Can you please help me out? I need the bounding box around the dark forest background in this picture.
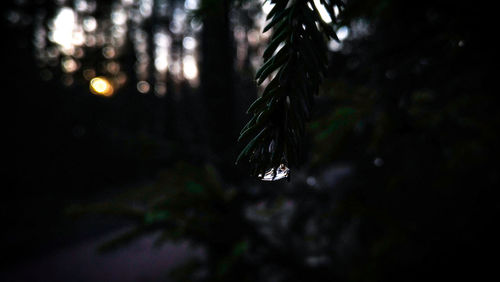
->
[1,0,498,281]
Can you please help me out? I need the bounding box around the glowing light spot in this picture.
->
[259,164,290,181]
[170,61,181,76]
[183,55,198,80]
[328,40,341,51]
[62,56,79,73]
[337,26,349,41]
[85,35,96,46]
[73,47,84,58]
[140,0,153,17]
[154,31,170,47]
[182,36,196,50]
[112,8,127,25]
[247,30,260,46]
[154,30,169,73]
[155,57,168,72]
[102,46,116,59]
[184,0,199,10]
[72,26,85,46]
[137,80,150,93]
[106,61,120,74]
[83,16,97,32]
[170,8,186,34]
[75,0,89,12]
[51,7,76,52]
[90,77,114,97]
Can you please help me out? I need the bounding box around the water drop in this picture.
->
[259,164,290,181]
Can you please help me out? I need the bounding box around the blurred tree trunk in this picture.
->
[199,0,237,176]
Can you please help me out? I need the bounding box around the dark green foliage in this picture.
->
[70,162,266,281]
[236,0,344,179]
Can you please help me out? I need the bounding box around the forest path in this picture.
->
[1,227,201,282]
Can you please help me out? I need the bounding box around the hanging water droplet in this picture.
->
[258,164,290,181]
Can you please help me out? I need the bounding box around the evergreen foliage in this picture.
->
[236,0,344,179]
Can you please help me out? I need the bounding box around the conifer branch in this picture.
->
[237,0,343,180]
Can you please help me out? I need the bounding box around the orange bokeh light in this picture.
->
[90,76,114,97]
